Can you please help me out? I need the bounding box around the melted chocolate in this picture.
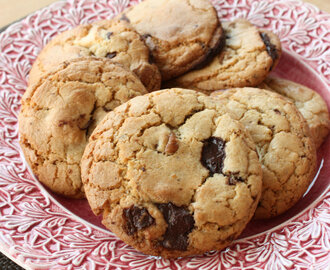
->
[201,137,226,176]
[259,32,278,64]
[193,32,226,70]
[157,203,194,251]
[123,206,155,235]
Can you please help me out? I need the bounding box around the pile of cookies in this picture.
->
[18,0,329,259]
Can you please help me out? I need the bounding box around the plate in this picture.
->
[0,0,329,269]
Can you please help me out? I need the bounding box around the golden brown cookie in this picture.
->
[81,88,262,258]
[19,57,148,198]
[259,76,330,149]
[119,0,225,81]
[211,88,317,219]
[167,20,281,92]
[29,19,161,92]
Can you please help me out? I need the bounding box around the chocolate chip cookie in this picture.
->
[259,76,330,149]
[119,0,225,81]
[81,88,262,258]
[29,19,161,92]
[211,88,317,219]
[167,20,281,92]
[19,57,148,198]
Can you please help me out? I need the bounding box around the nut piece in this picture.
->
[165,133,179,155]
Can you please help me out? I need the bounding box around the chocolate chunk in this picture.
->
[106,52,117,59]
[227,173,244,185]
[165,133,179,155]
[259,32,278,64]
[106,32,113,39]
[274,109,281,114]
[193,31,226,70]
[201,137,226,176]
[120,13,130,23]
[123,206,155,235]
[157,202,194,251]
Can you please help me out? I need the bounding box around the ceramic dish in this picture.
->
[0,0,329,269]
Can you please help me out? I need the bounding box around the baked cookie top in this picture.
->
[81,88,262,258]
[211,88,317,219]
[29,19,161,92]
[259,76,330,149]
[168,19,281,92]
[119,0,225,81]
[19,57,148,198]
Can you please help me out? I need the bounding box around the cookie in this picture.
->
[211,88,317,219]
[29,19,161,92]
[19,57,148,198]
[81,88,262,258]
[258,76,330,149]
[167,20,281,92]
[119,0,225,81]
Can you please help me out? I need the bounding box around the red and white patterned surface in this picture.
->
[0,0,329,269]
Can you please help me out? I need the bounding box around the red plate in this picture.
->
[0,0,329,269]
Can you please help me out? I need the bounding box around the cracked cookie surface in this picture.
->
[119,0,225,81]
[81,88,262,258]
[19,57,148,198]
[259,76,330,149]
[211,88,317,219]
[167,19,281,92]
[29,19,161,92]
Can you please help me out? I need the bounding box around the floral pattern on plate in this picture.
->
[0,0,329,269]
